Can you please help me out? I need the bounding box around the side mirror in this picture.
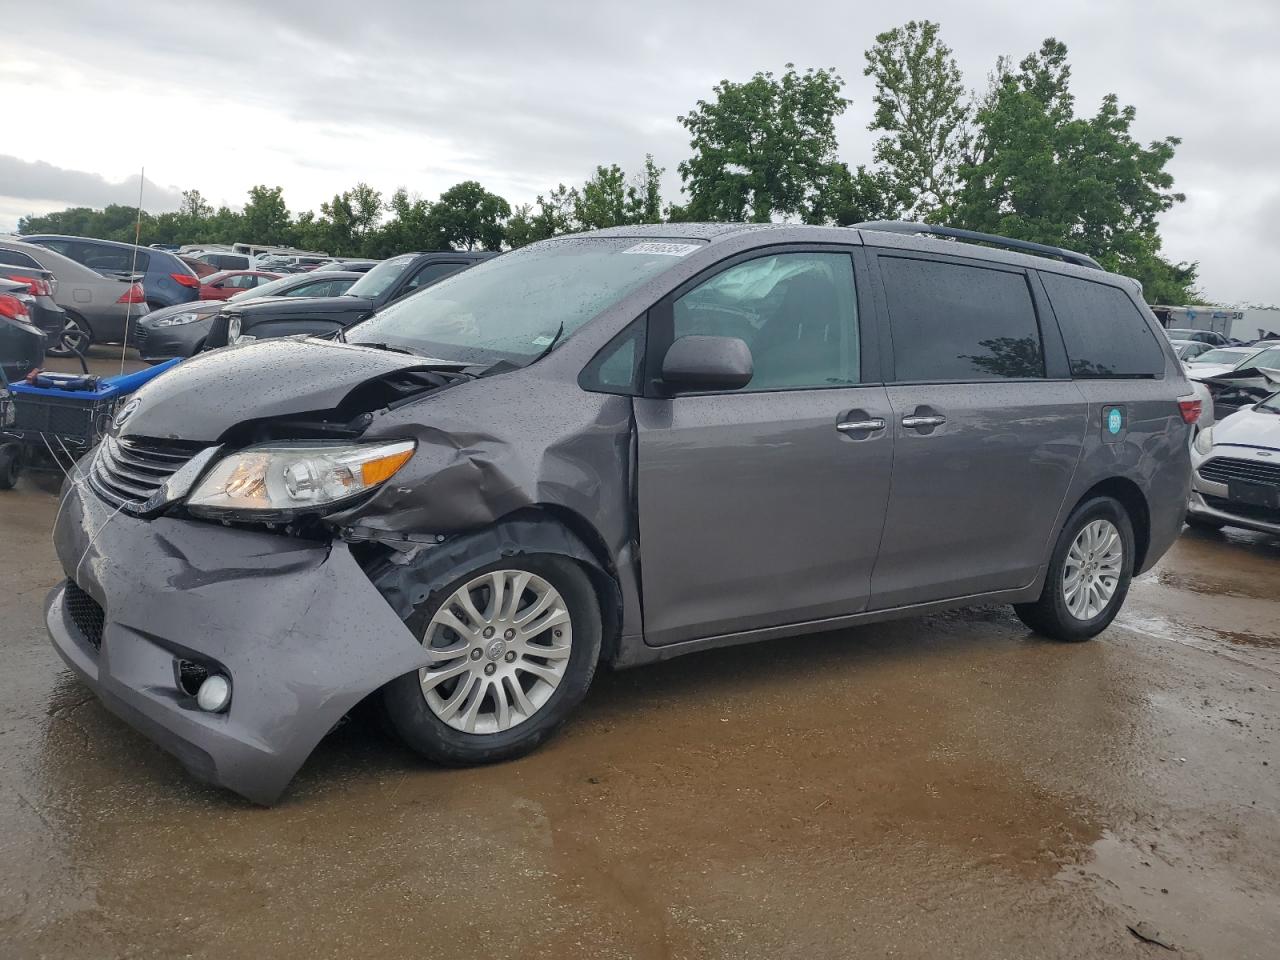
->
[661,335,753,391]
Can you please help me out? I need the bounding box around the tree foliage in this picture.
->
[864,20,968,220]
[677,64,848,222]
[950,38,1196,302]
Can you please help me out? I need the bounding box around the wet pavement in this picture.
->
[2,350,1277,958]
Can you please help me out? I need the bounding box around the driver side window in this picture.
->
[673,252,860,391]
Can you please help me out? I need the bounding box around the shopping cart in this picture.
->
[0,359,180,489]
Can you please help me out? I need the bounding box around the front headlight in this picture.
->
[227,315,242,343]
[186,440,416,518]
[154,311,200,327]
[1194,425,1215,455]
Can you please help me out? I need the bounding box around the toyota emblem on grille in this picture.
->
[112,398,141,432]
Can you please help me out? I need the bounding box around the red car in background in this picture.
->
[198,270,282,301]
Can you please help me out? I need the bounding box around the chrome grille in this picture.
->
[89,435,203,510]
[1198,456,1280,488]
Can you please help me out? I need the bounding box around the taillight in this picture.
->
[6,274,50,296]
[0,294,30,322]
[117,282,146,304]
[1178,397,1202,424]
[171,273,200,289]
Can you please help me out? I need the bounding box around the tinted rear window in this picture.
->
[880,256,1044,381]
[1041,273,1164,378]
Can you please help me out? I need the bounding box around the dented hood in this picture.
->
[1213,403,1280,449]
[117,337,445,442]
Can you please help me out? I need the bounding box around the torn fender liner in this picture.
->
[48,478,427,805]
[369,514,622,628]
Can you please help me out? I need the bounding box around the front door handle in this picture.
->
[901,415,947,429]
[836,418,886,434]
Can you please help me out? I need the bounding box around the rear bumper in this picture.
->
[48,477,427,804]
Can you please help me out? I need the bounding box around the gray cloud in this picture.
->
[0,156,183,214]
[5,0,1278,302]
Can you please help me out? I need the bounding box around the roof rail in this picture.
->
[854,221,1103,271]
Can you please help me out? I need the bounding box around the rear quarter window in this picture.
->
[1040,273,1164,378]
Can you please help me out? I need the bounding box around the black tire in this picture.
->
[1014,496,1135,642]
[381,554,602,766]
[0,445,20,489]
[47,312,92,357]
[1185,515,1225,532]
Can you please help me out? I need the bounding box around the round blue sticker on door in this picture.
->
[1107,408,1123,434]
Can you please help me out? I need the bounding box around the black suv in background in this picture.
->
[205,251,493,348]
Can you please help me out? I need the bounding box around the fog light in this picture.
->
[196,674,231,713]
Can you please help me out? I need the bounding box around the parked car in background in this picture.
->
[1165,328,1229,346]
[0,278,45,381]
[0,236,148,354]
[1170,339,1213,362]
[205,251,491,348]
[195,251,251,271]
[47,222,1198,803]
[180,255,219,278]
[0,255,67,344]
[1184,346,1260,380]
[304,258,377,273]
[1188,390,1280,535]
[135,271,362,362]
[197,270,282,301]
[22,235,199,310]
[1189,345,1280,418]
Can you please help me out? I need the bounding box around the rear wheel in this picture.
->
[1014,496,1134,642]
[47,313,91,357]
[381,555,602,766]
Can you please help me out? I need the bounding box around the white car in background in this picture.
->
[1188,391,1280,535]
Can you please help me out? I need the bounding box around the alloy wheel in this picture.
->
[1062,518,1123,620]
[50,317,89,356]
[418,569,573,734]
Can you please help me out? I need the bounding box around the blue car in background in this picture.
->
[21,235,200,310]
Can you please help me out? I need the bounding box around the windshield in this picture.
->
[348,238,700,365]
[1166,329,1200,339]
[1259,391,1280,413]
[345,256,408,299]
[1191,348,1247,365]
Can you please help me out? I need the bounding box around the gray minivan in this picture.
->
[46,222,1198,803]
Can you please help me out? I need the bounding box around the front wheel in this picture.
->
[381,555,602,766]
[1014,496,1134,642]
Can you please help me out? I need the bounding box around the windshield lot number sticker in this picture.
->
[623,242,701,257]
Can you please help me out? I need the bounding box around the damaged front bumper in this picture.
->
[47,475,427,804]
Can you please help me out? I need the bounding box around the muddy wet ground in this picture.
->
[1,349,1277,958]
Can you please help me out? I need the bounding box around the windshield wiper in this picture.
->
[477,322,566,378]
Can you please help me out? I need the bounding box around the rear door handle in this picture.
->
[836,418,886,434]
[901,415,946,429]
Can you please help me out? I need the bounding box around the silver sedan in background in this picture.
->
[0,235,148,354]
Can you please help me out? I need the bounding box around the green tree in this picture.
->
[426,181,511,251]
[505,184,578,247]
[677,64,848,222]
[951,38,1197,302]
[241,185,291,245]
[864,20,970,220]
[624,155,665,224]
[810,163,900,226]
[575,164,629,230]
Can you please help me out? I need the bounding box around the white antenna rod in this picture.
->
[121,167,144,376]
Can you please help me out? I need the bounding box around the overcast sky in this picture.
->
[2,0,1276,303]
